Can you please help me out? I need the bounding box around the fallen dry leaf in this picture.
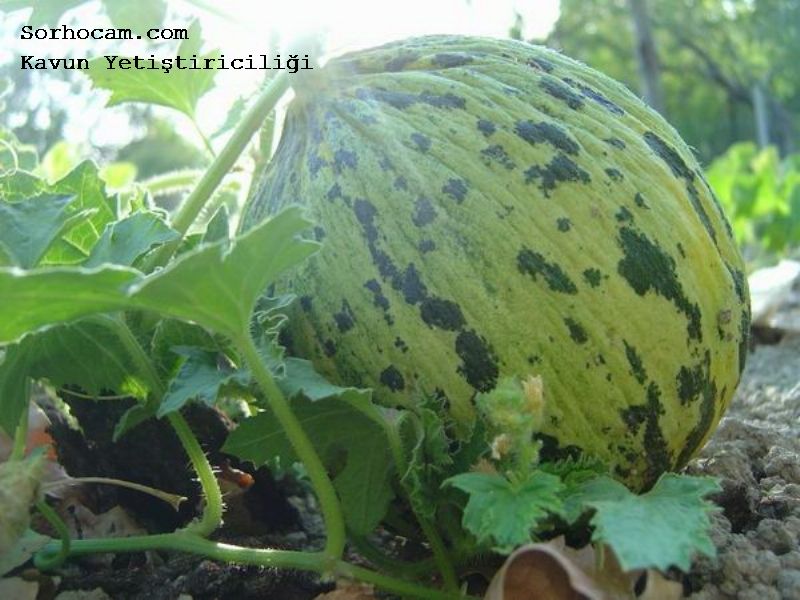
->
[484,538,682,600]
[485,540,603,600]
[0,576,39,600]
[314,581,376,600]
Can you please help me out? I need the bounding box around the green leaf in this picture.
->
[0,318,147,434]
[0,266,139,344]
[446,470,564,552]
[87,21,220,118]
[99,161,137,191]
[0,529,50,577]
[566,474,721,571]
[0,452,45,558]
[130,206,318,338]
[39,141,81,184]
[0,0,87,27]
[102,0,166,33]
[0,170,48,201]
[0,128,37,173]
[113,396,159,440]
[150,319,220,379]
[0,161,116,266]
[400,407,452,521]
[44,161,118,264]
[279,357,370,405]
[84,211,177,267]
[202,204,230,244]
[0,194,81,268]
[224,392,395,535]
[0,139,18,175]
[157,346,248,417]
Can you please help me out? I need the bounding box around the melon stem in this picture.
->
[143,71,291,272]
[235,331,347,563]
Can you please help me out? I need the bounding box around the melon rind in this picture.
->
[243,35,750,488]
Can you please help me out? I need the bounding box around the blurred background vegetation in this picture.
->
[519,0,800,263]
[1,0,798,264]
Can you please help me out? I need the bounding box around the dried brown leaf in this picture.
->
[314,581,376,600]
[484,538,683,600]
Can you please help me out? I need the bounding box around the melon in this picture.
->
[242,35,750,488]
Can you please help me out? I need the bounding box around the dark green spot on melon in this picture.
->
[540,76,584,109]
[421,297,466,331]
[623,340,647,385]
[524,154,591,197]
[442,178,468,203]
[432,52,474,68]
[476,118,496,137]
[514,120,580,155]
[412,197,437,226]
[480,144,516,170]
[517,247,578,294]
[334,300,356,332]
[380,365,406,391]
[582,268,603,287]
[564,317,588,344]
[617,226,702,341]
[410,133,431,152]
[455,330,499,392]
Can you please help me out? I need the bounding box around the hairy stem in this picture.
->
[144,72,290,271]
[34,499,70,570]
[235,332,346,563]
[168,412,224,536]
[35,533,472,600]
[97,314,223,535]
[349,535,439,577]
[384,415,458,590]
[43,476,186,510]
[191,116,216,158]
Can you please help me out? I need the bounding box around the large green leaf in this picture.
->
[0,170,48,201]
[103,0,166,33]
[0,194,83,268]
[84,211,177,267]
[87,21,220,118]
[0,318,147,434]
[224,359,392,535]
[0,266,140,344]
[223,394,394,536]
[446,471,564,552]
[157,346,248,417]
[564,474,720,571]
[130,207,317,338]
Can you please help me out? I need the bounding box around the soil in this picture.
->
[6,333,800,599]
[684,333,800,600]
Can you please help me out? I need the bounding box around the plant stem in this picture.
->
[143,72,290,271]
[191,116,217,158]
[35,533,473,600]
[10,385,30,461]
[34,499,70,570]
[235,332,346,563]
[43,477,186,510]
[349,535,439,577]
[383,415,458,591]
[168,412,224,536]
[417,517,459,592]
[142,169,204,197]
[97,314,223,535]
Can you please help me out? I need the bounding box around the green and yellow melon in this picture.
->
[242,35,750,488]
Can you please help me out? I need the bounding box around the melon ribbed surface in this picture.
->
[243,35,750,488]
